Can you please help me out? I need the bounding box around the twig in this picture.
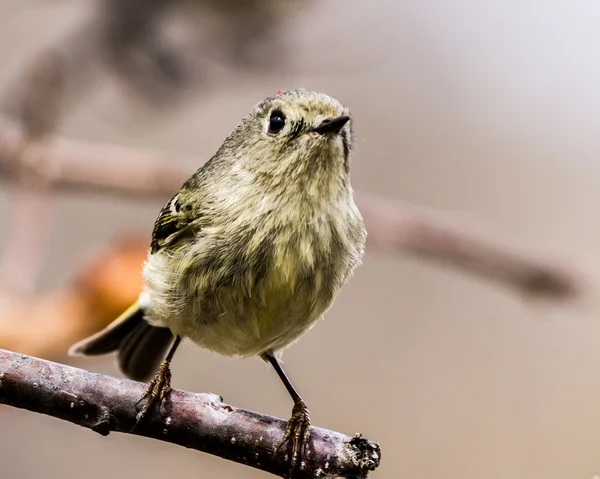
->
[0,348,380,478]
[0,115,193,196]
[0,114,585,301]
[358,193,581,300]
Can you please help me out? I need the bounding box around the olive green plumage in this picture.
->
[70,89,366,380]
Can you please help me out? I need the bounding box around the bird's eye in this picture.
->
[268,110,286,134]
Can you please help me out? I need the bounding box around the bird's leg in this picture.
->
[263,352,311,476]
[132,335,181,431]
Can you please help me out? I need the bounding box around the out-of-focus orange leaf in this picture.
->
[0,234,147,359]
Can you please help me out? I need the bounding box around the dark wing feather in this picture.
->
[150,192,200,254]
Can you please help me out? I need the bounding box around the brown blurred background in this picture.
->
[3,1,600,478]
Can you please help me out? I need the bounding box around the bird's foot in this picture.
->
[278,399,311,477]
[132,361,172,431]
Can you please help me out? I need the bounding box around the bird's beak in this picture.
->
[308,115,350,135]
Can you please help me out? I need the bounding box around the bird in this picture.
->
[69,88,367,475]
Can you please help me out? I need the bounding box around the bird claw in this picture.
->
[132,361,172,431]
[277,400,311,477]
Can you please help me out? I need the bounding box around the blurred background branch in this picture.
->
[0,348,381,478]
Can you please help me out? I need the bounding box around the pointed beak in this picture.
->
[309,115,351,135]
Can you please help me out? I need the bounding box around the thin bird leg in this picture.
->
[133,335,181,430]
[263,352,311,476]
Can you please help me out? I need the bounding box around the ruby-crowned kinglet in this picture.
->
[69,89,366,474]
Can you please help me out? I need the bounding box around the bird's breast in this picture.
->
[143,191,365,356]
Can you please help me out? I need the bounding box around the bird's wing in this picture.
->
[150,192,200,254]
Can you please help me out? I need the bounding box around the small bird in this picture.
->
[69,89,366,474]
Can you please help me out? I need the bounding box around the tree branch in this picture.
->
[358,194,582,300]
[0,348,380,478]
[0,115,193,197]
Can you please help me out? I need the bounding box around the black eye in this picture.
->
[268,110,286,134]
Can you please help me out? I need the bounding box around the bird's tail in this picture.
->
[69,300,174,381]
